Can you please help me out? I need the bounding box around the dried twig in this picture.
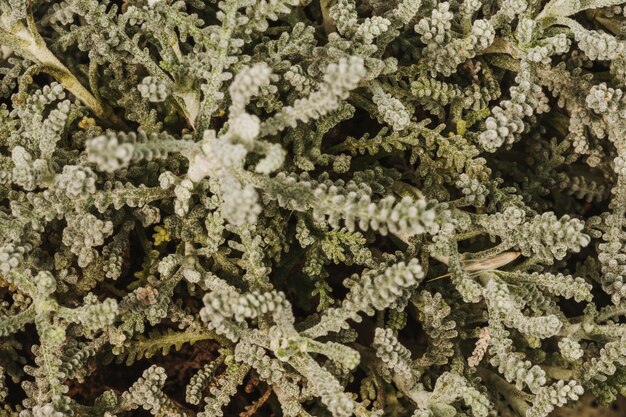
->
[240,387,273,417]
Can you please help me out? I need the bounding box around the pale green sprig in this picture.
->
[370,82,411,130]
[259,56,366,137]
[497,271,593,302]
[121,366,181,415]
[412,290,457,367]
[303,259,424,338]
[558,337,584,362]
[426,372,491,417]
[373,327,414,382]
[186,357,224,405]
[525,380,584,417]
[483,275,563,339]
[258,172,454,238]
[488,321,548,394]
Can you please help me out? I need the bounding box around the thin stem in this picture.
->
[467,242,513,260]
[542,365,574,380]
[476,368,531,415]
[320,0,336,35]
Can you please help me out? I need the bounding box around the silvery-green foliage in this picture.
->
[420,371,491,417]
[370,82,411,130]
[186,357,224,406]
[137,76,170,103]
[3,0,626,416]
[54,165,97,198]
[559,337,584,362]
[479,63,550,152]
[412,290,457,367]
[373,327,414,382]
[303,259,425,339]
[483,275,562,339]
[62,213,113,267]
[456,173,489,206]
[487,321,548,394]
[121,365,182,415]
[525,380,584,417]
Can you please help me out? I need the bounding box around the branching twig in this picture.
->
[239,387,273,417]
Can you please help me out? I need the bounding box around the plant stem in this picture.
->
[1,17,107,119]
